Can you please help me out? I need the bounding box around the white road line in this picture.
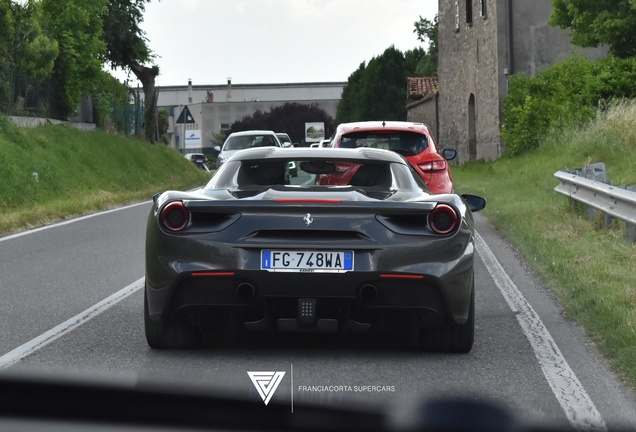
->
[475,232,607,431]
[0,278,144,370]
[0,201,151,243]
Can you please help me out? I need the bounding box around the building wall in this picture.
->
[437,0,607,164]
[406,97,439,142]
[508,1,606,77]
[438,0,502,163]
[157,82,344,151]
[171,99,340,151]
[155,81,346,108]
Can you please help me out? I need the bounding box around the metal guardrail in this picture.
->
[554,164,636,243]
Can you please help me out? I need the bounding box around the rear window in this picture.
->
[339,131,428,157]
[236,158,393,190]
[224,134,278,150]
[276,134,292,144]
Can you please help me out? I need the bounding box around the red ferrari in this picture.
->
[330,121,456,194]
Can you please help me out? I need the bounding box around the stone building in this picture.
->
[437,0,607,163]
[406,77,439,142]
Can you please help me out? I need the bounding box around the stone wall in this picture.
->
[437,0,607,164]
[9,116,96,131]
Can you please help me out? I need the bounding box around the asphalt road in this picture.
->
[0,203,635,430]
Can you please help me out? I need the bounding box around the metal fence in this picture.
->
[3,71,142,136]
[554,163,636,243]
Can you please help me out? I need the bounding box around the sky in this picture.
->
[117,0,438,87]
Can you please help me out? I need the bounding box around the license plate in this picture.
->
[261,250,353,273]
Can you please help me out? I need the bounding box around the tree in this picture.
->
[102,0,160,142]
[550,0,636,58]
[229,102,335,145]
[0,0,14,111]
[9,1,58,79]
[336,46,411,124]
[335,62,366,123]
[335,15,439,125]
[41,0,108,119]
[359,46,408,120]
[0,0,58,113]
[413,15,438,76]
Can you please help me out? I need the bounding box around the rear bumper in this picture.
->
[146,264,474,334]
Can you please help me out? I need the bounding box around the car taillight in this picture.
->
[429,204,459,235]
[160,201,190,232]
[418,160,447,173]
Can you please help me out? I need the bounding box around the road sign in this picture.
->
[176,105,195,124]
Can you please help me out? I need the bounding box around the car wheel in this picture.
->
[144,286,201,349]
[419,286,474,353]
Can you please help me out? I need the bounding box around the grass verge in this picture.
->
[0,118,210,235]
[452,100,636,388]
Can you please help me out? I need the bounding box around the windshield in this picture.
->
[207,156,410,200]
[339,131,428,156]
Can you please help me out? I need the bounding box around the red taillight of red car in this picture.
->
[418,159,447,173]
[160,201,190,232]
[429,204,459,235]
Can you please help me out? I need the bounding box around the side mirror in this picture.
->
[442,148,457,161]
[213,146,221,152]
[461,194,486,213]
[282,141,293,148]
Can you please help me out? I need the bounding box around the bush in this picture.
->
[501,55,636,156]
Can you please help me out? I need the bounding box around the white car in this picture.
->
[214,130,283,169]
[310,139,331,148]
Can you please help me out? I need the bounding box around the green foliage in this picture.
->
[359,46,407,120]
[453,100,636,387]
[501,55,636,156]
[0,0,13,112]
[158,109,169,143]
[336,46,411,124]
[0,118,208,233]
[102,0,153,69]
[550,0,636,58]
[101,0,159,143]
[10,1,58,79]
[90,71,133,128]
[229,102,335,145]
[335,62,366,124]
[413,15,438,76]
[41,0,109,119]
[0,0,59,112]
[336,14,438,126]
[18,33,59,79]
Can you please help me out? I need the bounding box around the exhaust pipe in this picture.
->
[359,284,378,304]
[236,282,255,302]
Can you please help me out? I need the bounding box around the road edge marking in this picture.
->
[0,277,145,370]
[475,232,606,431]
[0,201,151,243]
